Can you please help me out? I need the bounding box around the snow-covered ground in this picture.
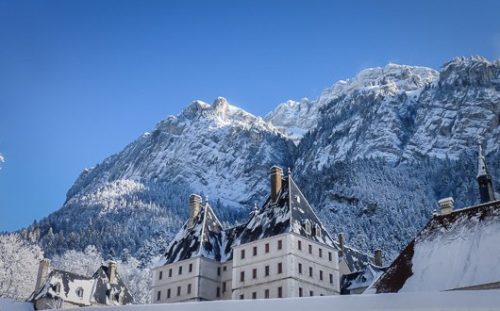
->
[79,290,499,311]
[0,298,33,311]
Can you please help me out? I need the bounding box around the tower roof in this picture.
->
[477,144,489,178]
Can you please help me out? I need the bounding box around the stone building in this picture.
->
[152,165,379,303]
[29,260,133,309]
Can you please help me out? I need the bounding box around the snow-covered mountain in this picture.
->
[26,56,500,263]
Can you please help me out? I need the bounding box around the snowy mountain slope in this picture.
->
[34,97,295,259]
[26,56,500,266]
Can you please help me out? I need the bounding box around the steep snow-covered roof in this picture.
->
[235,175,336,247]
[374,199,500,293]
[164,203,224,264]
[340,264,385,294]
[30,265,133,306]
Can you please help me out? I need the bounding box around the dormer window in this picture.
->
[295,195,301,203]
[76,287,84,298]
[315,224,322,238]
[304,220,311,235]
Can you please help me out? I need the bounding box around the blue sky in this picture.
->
[0,0,499,231]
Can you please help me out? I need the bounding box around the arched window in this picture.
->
[76,287,84,298]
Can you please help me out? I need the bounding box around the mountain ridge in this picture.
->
[22,55,500,263]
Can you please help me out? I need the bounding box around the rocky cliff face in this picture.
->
[31,56,500,263]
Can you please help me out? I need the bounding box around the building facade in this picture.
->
[152,166,350,303]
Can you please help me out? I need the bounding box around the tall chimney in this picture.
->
[188,194,202,227]
[35,259,50,291]
[338,233,345,257]
[438,197,454,215]
[374,249,383,267]
[108,261,117,285]
[270,166,283,203]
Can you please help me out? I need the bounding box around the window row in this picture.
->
[156,283,193,301]
[297,263,334,284]
[239,262,283,282]
[297,240,333,261]
[240,239,283,259]
[239,286,283,299]
[158,263,194,280]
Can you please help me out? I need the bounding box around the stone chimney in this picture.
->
[270,166,283,203]
[188,194,202,227]
[35,259,50,291]
[338,233,345,257]
[374,249,383,267]
[108,261,117,285]
[438,197,454,215]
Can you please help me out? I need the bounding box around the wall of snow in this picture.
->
[78,290,500,311]
[0,298,34,311]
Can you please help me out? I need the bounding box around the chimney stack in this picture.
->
[438,197,454,215]
[270,166,283,203]
[35,259,50,291]
[338,233,345,257]
[188,194,202,227]
[108,261,117,285]
[374,249,383,267]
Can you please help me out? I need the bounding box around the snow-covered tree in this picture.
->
[0,233,44,299]
[51,245,103,276]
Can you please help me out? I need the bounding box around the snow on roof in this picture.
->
[163,174,345,265]
[374,199,500,293]
[30,265,133,306]
[341,264,385,294]
[164,203,224,264]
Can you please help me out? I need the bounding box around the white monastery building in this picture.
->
[152,166,381,303]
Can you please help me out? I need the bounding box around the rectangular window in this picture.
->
[298,263,302,274]
[216,287,220,298]
[240,271,245,282]
[278,262,283,274]
[309,267,313,277]
[241,249,245,259]
[252,292,257,299]
[177,286,181,296]
[265,289,270,299]
[329,273,333,284]
[178,266,182,275]
[299,287,303,297]
[159,271,163,280]
[320,270,323,281]
[253,246,257,256]
[319,248,323,258]
[252,268,257,279]
[187,284,192,294]
[223,265,227,271]
[278,286,283,298]
[157,291,161,301]
[278,239,283,250]
[308,244,312,254]
[167,288,171,299]
[223,281,227,293]
[328,252,332,261]
[265,243,269,253]
[217,267,221,276]
[265,265,270,276]
[298,240,302,250]
[168,268,172,277]
[189,263,193,273]
[240,294,244,300]
[310,291,314,297]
